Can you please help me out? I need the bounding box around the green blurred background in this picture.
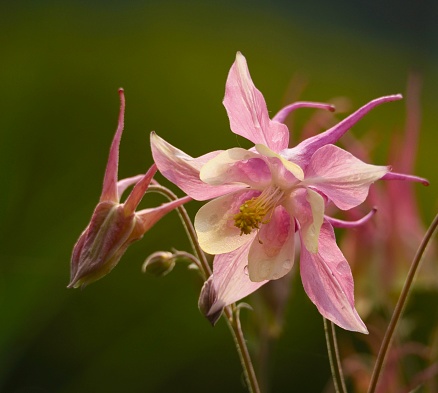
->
[1,1,437,392]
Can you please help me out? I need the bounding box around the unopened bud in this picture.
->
[68,202,142,289]
[198,276,222,326]
[142,251,176,277]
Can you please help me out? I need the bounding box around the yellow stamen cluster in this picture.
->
[233,187,283,236]
[234,199,267,235]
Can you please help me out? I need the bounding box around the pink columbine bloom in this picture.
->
[69,89,191,289]
[151,53,428,333]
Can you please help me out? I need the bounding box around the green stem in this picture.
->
[148,185,212,278]
[225,305,261,393]
[149,184,261,393]
[324,318,347,393]
[367,213,438,393]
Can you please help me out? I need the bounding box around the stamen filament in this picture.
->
[234,187,283,235]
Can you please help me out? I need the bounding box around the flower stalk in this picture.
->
[367,213,438,393]
[324,318,347,393]
[225,305,261,393]
[148,183,261,393]
[148,184,212,279]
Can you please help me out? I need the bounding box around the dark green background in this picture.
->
[1,1,437,392]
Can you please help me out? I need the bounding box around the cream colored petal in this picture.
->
[200,148,265,186]
[255,144,304,181]
[303,188,325,253]
[194,191,257,255]
[284,188,325,254]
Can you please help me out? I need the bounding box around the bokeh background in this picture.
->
[1,1,437,392]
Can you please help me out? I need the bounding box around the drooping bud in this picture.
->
[198,276,223,326]
[142,251,176,277]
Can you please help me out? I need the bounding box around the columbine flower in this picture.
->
[151,53,428,333]
[69,89,190,289]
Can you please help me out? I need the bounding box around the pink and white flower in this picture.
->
[151,53,428,333]
[69,89,190,289]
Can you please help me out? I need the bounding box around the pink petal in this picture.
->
[247,206,295,281]
[306,144,389,210]
[200,148,271,189]
[284,95,402,167]
[194,190,258,255]
[151,132,242,200]
[223,52,289,152]
[201,241,268,321]
[272,101,335,124]
[100,88,126,203]
[299,222,368,333]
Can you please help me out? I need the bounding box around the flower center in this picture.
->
[233,187,284,235]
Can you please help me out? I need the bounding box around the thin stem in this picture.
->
[324,318,347,393]
[367,213,438,393]
[148,184,261,393]
[148,185,212,278]
[225,305,261,393]
[171,250,204,271]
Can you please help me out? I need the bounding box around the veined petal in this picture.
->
[300,222,368,333]
[285,188,324,254]
[195,190,259,255]
[100,89,126,203]
[247,206,295,281]
[284,95,402,167]
[305,144,389,210]
[200,148,271,189]
[203,241,268,319]
[255,144,304,181]
[223,52,289,152]
[151,132,242,200]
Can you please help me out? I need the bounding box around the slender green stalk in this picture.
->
[148,184,212,278]
[149,184,261,393]
[225,305,261,393]
[367,213,438,393]
[324,318,347,393]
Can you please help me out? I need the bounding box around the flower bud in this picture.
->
[68,89,191,289]
[198,276,222,326]
[69,202,143,288]
[142,251,176,277]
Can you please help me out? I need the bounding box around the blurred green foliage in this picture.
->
[0,1,436,392]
